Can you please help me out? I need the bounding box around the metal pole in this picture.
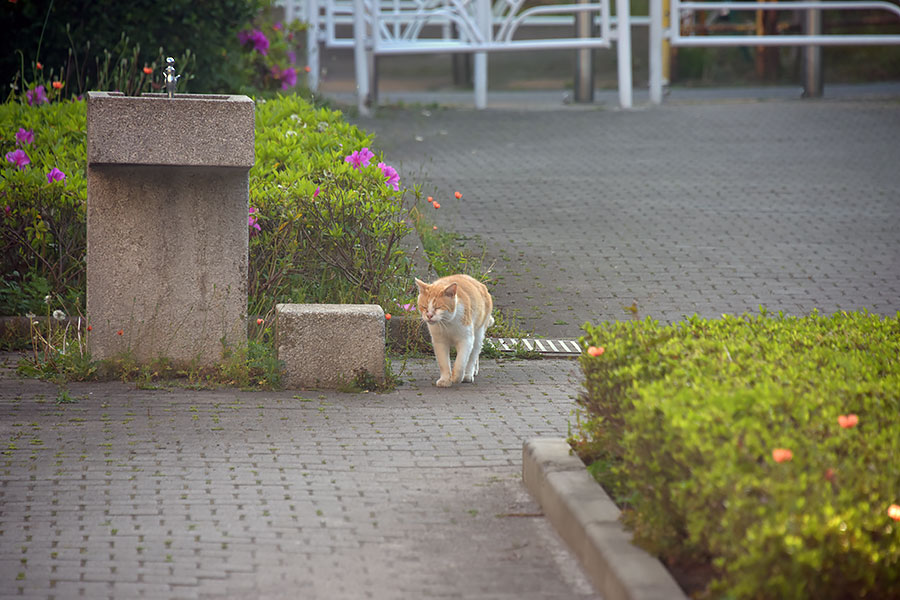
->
[649,0,663,104]
[307,0,320,92]
[354,0,371,116]
[616,0,633,108]
[574,0,595,102]
[474,0,490,109]
[802,9,823,97]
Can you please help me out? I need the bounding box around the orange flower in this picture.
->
[143,67,153,75]
[257,318,264,325]
[889,504,900,521]
[454,191,462,199]
[433,202,440,209]
[117,329,124,336]
[824,468,835,481]
[772,448,793,463]
[432,226,438,231]
[838,414,859,429]
[86,325,92,332]
[587,346,604,357]
[427,196,434,203]
[52,80,63,89]
[304,65,311,73]
[385,313,391,320]
[36,62,43,70]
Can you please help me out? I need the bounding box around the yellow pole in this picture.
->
[662,0,671,83]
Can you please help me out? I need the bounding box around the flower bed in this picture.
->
[572,309,900,599]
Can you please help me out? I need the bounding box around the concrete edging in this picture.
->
[522,438,688,600]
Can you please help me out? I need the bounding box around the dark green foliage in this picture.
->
[1,0,263,94]
[573,309,900,599]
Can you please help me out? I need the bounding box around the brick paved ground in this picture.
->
[0,353,597,599]
[356,98,900,338]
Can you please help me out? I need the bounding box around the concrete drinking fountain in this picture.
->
[86,59,255,367]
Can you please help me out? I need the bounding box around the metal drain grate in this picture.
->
[487,338,582,356]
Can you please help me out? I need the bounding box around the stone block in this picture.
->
[276,304,386,389]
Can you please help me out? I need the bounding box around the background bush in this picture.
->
[2,0,263,95]
[573,310,900,599]
[2,94,414,319]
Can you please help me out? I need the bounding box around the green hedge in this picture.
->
[1,94,412,318]
[574,310,900,599]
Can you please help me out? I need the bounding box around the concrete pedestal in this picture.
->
[86,92,254,366]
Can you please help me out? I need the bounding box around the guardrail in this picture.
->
[648,0,900,103]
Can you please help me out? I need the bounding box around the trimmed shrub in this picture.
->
[574,310,900,599]
[2,94,414,320]
[1,99,86,316]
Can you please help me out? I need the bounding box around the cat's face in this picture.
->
[415,278,457,325]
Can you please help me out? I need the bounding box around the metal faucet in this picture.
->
[164,57,180,98]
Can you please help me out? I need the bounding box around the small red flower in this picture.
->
[824,468,835,481]
[143,67,153,75]
[837,414,859,429]
[385,313,391,320]
[117,329,124,336]
[433,226,438,231]
[772,448,793,463]
[304,65,311,73]
[36,61,43,70]
[889,504,900,521]
[51,80,63,89]
[427,196,434,203]
[432,202,441,209]
[86,325,92,332]
[454,191,462,199]
[587,346,604,357]
[257,318,264,326]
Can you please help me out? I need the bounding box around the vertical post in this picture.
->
[662,0,671,84]
[649,0,663,104]
[574,0,595,103]
[802,9,823,98]
[307,0,320,92]
[615,0,633,109]
[354,0,371,116]
[474,0,491,109]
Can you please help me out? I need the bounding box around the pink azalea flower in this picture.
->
[398,302,415,311]
[15,127,34,145]
[46,167,66,183]
[5,149,30,169]
[378,162,400,191]
[313,187,320,199]
[344,147,375,170]
[248,207,261,236]
[26,85,49,106]
[281,67,297,89]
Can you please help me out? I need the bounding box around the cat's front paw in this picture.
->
[435,377,453,388]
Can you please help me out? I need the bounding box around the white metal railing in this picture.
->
[649,0,900,103]
[279,0,636,111]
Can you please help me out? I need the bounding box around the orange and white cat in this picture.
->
[415,274,494,387]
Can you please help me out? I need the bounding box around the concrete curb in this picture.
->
[522,438,688,600]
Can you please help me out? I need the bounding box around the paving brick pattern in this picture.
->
[358,100,900,338]
[0,354,598,599]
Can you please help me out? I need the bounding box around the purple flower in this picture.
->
[398,302,415,311]
[344,147,375,170]
[26,85,49,106]
[288,50,297,65]
[378,162,401,191]
[313,187,320,199]
[248,207,261,236]
[46,167,66,183]
[5,149,30,169]
[248,30,270,55]
[280,67,297,90]
[15,128,34,145]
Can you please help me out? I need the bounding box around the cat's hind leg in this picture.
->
[463,325,487,383]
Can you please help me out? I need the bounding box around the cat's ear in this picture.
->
[442,283,458,298]
[414,278,428,293]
